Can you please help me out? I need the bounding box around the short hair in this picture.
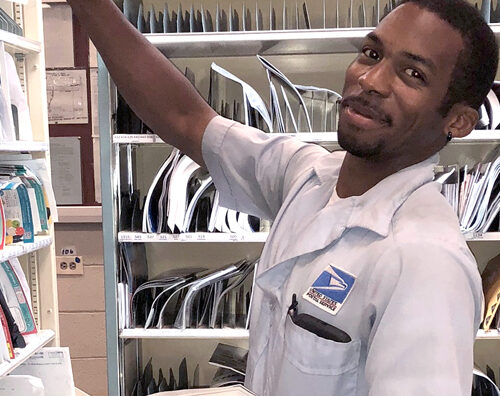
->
[397,0,498,116]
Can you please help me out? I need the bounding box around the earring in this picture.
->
[447,132,453,142]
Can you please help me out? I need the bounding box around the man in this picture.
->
[67,0,498,394]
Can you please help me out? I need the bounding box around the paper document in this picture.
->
[152,385,255,395]
[46,69,88,124]
[13,347,76,396]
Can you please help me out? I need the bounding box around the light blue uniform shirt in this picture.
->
[202,116,483,396]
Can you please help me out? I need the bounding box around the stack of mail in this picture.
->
[435,165,460,215]
[141,152,261,234]
[132,357,199,394]
[475,82,500,130]
[117,0,409,31]
[473,368,500,396]
[209,343,248,387]
[258,55,341,133]
[209,63,272,133]
[131,346,253,395]
[475,0,500,23]
[0,51,33,142]
[125,259,257,330]
[210,58,341,134]
[435,151,500,234]
[121,0,313,32]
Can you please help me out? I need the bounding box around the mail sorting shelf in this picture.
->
[144,26,500,58]
[120,328,250,340]
[100,25,500,394]
[110,126,500,393]
[118,231,500,243]
[120,328,498,341]
[113,130,500,145]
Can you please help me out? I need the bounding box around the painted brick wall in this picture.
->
[55,223,107,396]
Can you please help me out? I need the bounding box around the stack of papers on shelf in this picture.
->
[117,67,194,135]
[116,56,340,138]
[153,385,255,395]
[473,368,500,396]
[0,375,44,395]
[436,151,500,234]
[137,152,261,235]
[121,253,258,330]
[0,51,33,142]
[258,55,341,133]
[12,347,76,396]
[475,82,500,131]
[119,0,403,31]
[477,0,500,23]
[132,357,199,394]
[209,63,272,133]
[209,343,248,378]
[132,351,253,394]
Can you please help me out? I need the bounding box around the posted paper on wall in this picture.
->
[46,69,88,124]
[49,136,83,205]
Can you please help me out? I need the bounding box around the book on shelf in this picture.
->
[0,256,37,365]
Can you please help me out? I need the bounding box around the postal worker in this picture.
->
[67,0,498,394]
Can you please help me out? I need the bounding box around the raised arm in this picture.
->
[67,0,216,166]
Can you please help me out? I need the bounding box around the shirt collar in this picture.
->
[313,152,440,238]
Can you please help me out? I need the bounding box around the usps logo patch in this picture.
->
[303,265,356,315]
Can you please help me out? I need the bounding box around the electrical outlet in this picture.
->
[56,256,84,275]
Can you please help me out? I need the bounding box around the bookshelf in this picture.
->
[0,0,60,382]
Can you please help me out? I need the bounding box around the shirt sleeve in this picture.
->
[365,242,482,395]
[201,115,327,220]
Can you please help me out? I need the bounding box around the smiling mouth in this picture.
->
[341,103,391,130]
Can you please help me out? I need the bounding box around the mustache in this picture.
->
[338,96,393,126]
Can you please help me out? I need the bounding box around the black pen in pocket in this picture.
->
[287,293,352,343]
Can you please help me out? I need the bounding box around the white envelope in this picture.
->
[0,375,44,396]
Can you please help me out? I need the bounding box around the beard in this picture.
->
[337,121,385,159]
[336,96,392,159]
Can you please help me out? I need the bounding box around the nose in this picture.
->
[358,61,392,98]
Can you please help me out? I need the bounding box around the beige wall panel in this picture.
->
[57,266,105,311]
[72,358,108,396]
[60,312,107,358]
[55,224,104,265]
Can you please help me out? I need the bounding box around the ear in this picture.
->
[443,104,479,139]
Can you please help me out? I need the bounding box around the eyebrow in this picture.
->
[401,51,437,74]
[365,32,437,74]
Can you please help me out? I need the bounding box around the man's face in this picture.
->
[338,3,464,164]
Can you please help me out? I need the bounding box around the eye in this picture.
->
[361,47,380,61]
[404,68,425,81]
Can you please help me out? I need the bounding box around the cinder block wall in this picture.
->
[55,222,107,396]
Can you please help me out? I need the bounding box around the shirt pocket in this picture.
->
[274,315,361,396]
